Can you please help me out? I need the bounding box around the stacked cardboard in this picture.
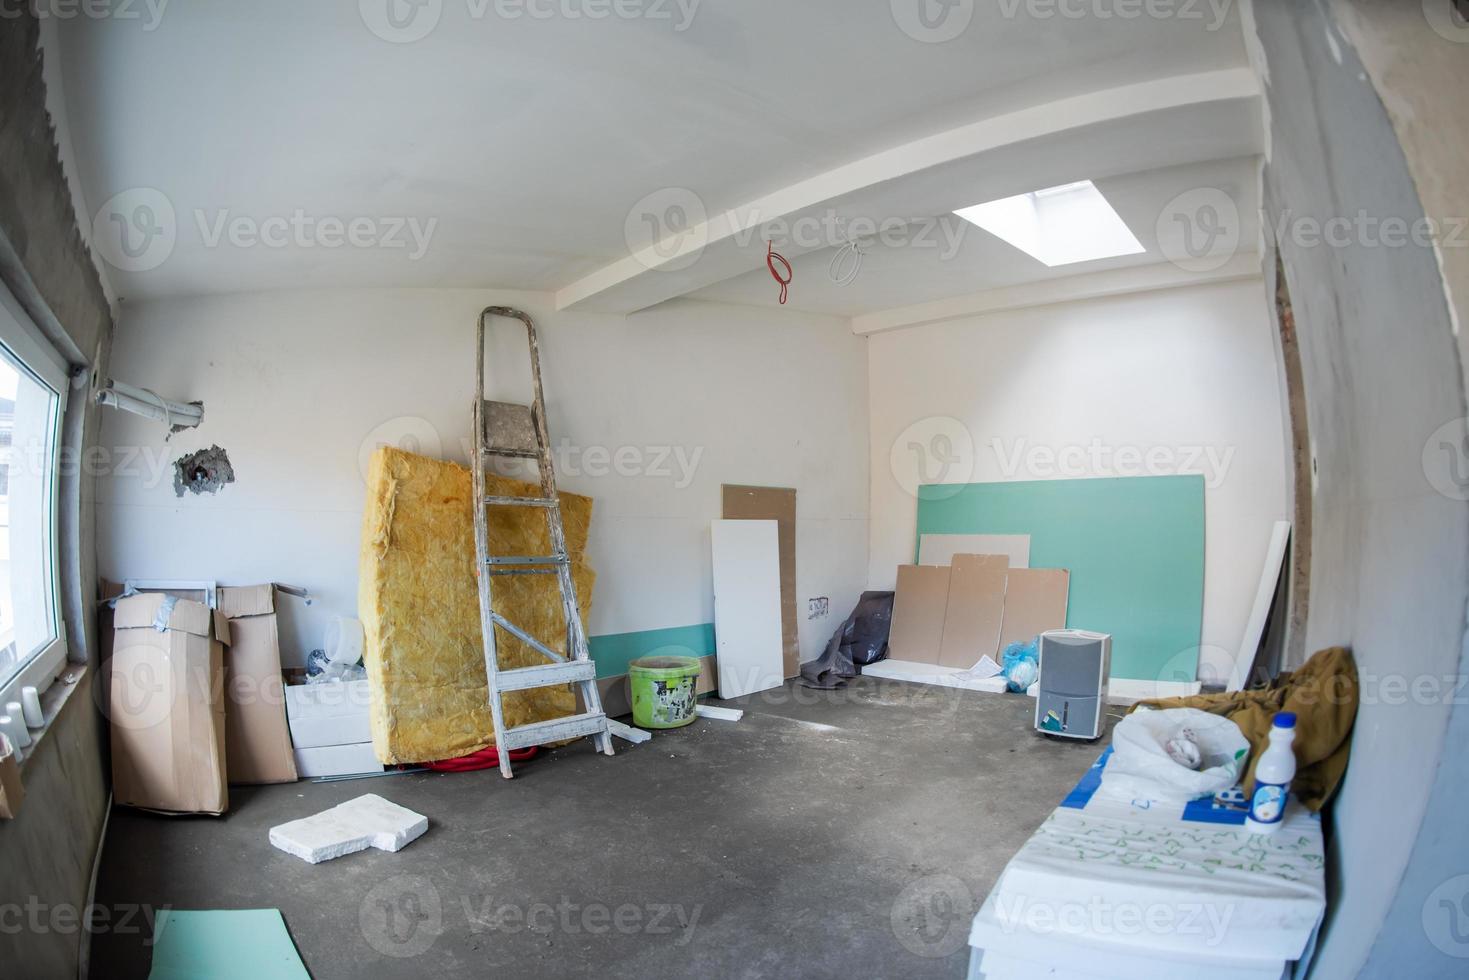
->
[885,555,1070,670]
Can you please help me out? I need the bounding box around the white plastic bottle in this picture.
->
[1246,712,1297,833]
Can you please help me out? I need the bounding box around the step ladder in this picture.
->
[471,306,614,778]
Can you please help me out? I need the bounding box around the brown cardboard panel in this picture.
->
[937,554,1010,669]
[888,564,951,664]
[111,598,229,815]
[721,485,799,678]
[224,614,298,784]
[218,584,275,619]
[998,568,1070,651]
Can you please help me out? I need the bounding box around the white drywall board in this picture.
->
[1227,521,1290,692]
[917,534,1030,567]
[710,520,784,699]
[867,278,1288,686]
[96,290,869,667]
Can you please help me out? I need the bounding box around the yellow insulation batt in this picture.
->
[358,446,595,764]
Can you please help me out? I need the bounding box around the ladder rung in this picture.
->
[485,494,556,507]
[484,555,568,566]
[500,711,607,751]
[482,447,541,460]
[496,660,596,692]
[486,567,561,576]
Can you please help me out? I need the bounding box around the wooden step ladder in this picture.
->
[472,306,613,778]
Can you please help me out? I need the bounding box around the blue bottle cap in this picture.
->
[1273,711,1297,728]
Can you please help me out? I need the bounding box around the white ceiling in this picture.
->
[691,156,1262,316]
[51,1,1257,315]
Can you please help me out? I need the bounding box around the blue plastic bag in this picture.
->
[1001,639,1039,693]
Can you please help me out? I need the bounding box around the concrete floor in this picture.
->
[90,678,1109,979]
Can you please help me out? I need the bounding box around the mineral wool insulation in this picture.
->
[359,446,595,764]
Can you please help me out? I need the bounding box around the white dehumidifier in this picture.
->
[1034,629,1111,740]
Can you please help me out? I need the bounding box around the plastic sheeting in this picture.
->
[359,446,594,764]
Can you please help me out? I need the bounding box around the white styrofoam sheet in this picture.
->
[974,751,1326,966]
[918,534,1031,568]
[270,793,426,864]
[285,679,373,748]
[863,659,1010,694]
[292,742,383,778]
[711,520,784,699]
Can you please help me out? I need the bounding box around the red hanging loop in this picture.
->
[767,240,792,304]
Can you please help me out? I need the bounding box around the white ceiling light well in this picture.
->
[954,180,1144,267]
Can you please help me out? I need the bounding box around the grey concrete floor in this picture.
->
[90,678,1109,979]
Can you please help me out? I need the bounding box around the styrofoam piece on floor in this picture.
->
[607,719,651,744]
[269,793,427,864]
[292,742,384,778]
[863,659,1010,694]
[695,704,744,721]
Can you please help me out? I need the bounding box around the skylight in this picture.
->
[953,180,1144,267]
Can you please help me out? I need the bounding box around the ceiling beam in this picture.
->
[555,68,1262,315]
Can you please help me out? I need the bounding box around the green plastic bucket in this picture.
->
[628,655,701,729]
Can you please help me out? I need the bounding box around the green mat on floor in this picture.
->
[149,909,309,979]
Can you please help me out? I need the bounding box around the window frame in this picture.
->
[0,279,70,707]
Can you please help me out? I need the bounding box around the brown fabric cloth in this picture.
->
[1131,646,1358,811]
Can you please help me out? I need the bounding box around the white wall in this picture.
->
[867,277,1289,682]
[96,289,869,666]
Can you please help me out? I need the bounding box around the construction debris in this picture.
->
[269,793,427,864]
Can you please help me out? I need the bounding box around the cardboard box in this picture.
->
[292,742,384,779]
[219,585,299,785]
[285,680,374,749]
[110,593,231,815]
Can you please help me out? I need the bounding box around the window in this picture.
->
[0,283,68,705]
[953,179,1145,267]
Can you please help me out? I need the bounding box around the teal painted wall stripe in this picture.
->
[588,623,716,679]
[915,475,1205,682]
